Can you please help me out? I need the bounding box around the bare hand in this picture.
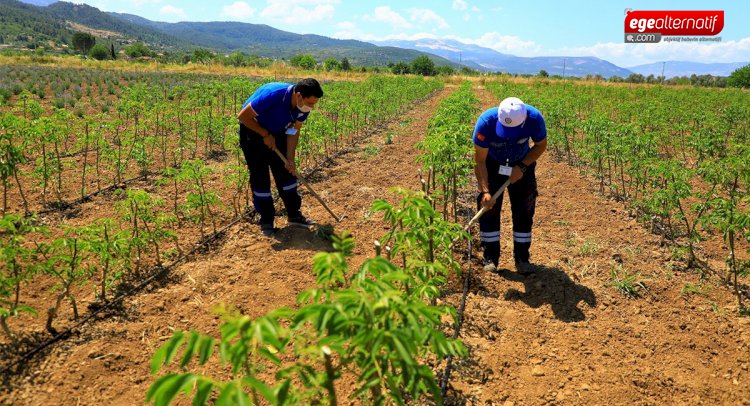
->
[510,166,524,184]
[285,160,297,176]
[481,192,494,209]
[263,134,276,149]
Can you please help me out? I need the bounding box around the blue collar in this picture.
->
[284,85,294,110]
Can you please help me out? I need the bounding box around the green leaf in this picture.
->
[151,331,185,374]
[274,379,291,405]
[197,335,214,365]
[390,333,415,366]
[216,381,250,406]
[192,379,213,406]
[242,376,276,404]
[146,373,196,406]
[14,305,37,316]
[179,331,199,368]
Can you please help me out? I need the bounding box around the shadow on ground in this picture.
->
[497,264,597,322]
[269,224,335,252]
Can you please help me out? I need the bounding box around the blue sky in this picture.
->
[78,0,750,67]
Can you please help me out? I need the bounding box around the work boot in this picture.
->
[482,258,498,273]
[288,214,315,228]
[261,223,278,236]
[515,260,535,276]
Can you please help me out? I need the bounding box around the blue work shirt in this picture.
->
[472,105,547,164]
[242,83,310,134]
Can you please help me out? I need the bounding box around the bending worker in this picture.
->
[237,78,324,236]
[473,97,547,275]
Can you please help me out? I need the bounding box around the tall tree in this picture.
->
[290,54,317,70]
[71,32,96,54]
[727,64,750,88]
[340,57,351,71]
[411,55,436,76]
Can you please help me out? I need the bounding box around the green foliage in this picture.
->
[0,0,69,48]
[0,111,30,213]
[609,265,644,298]
[126,42,156,58]
[117,190,176,268]
[290,54,317,70]
[43,226,95,333]
[727,63,750,88]
[192,48,214,64]
[88,43,109,60]
[176,159,221,238]
[78,219,131,302]
[0,68,448,341]
[322,57,340,71]
[149,195,466,405]
[416,82,478,220]
[340,57,351,71]
[71,31,95,54]
[224,52,250,67]
[0,214,46,340]
[390,61,410,75]
[372,189,469,296]
[486,77,750,312]
[410,55,436,76]
[436,65,455,76]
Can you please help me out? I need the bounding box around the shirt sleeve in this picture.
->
[531,113,547,143]
[472,118,491,148]
[250,88,277,116]
[295,111,310,123]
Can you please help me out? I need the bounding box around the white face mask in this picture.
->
[296,93,313,113]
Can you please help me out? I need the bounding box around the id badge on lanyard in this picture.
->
[498,159,512,176]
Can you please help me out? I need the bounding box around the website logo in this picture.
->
[624,10,724,43]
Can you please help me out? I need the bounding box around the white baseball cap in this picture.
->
[498,97,527,128]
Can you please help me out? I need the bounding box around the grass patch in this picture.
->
[681,282,710,297]
[399,117,414,128]
[609,265,645,298]
[361,146,381,159]
[579,238,599,256]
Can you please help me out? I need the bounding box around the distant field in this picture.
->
[0,61,748,405]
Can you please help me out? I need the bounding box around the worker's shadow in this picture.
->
[495,265,597,322]
[269,225,335,252]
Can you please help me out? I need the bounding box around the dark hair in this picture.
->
[295,78,324,98]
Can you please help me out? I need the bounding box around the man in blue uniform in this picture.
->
[473,97,547,275]
[237,78,324,236]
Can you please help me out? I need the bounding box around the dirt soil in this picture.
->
[1,84,749,406]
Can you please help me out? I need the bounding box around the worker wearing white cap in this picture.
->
[473,97,548,275]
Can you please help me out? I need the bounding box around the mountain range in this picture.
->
[3,0,748,78]
[626,61,749,79]
[374,38,633,78]
[109,12,456,67]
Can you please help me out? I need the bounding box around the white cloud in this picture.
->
[452,0,467,11]
[132,0,161,5]
[332,28,437,43]
[331,22,750,67]
[333,21,361,39]
[409,8,449,30]
[446,32,544,55]
[363,6,411,30]
[260,0,337,24]
[556,37,750,67]
[222,1,256,19]
[159,4,186,19]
